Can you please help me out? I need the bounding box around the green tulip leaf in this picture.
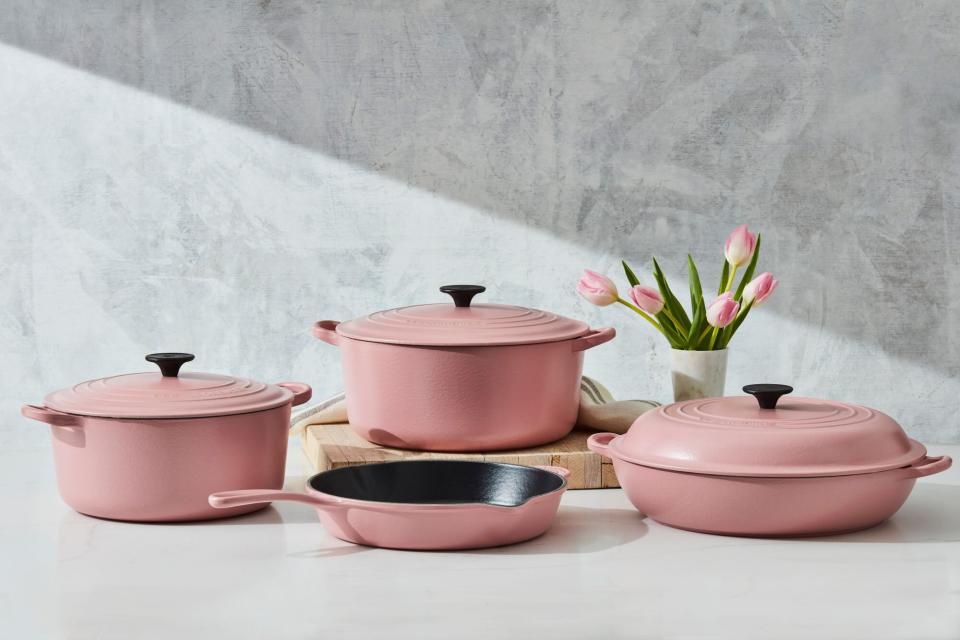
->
[622,260,641,288]
[718,259,730,295]
[657,312,685,348]
[687,254,703,313]
[655,309,683,346]
[733,233,762,301]
[685,296,706,350]
[652,257,691,331]
[655,307,679,335]
[720,298,754,348]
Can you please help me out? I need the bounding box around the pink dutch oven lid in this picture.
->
[43,353,297,419]
[611,384,927,477]
[335,285,591,346]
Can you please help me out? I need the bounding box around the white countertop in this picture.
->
[2,442,958,640]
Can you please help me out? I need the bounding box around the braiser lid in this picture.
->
[610,384,926,477]
[335,285,591,346]
[43,353,294,419]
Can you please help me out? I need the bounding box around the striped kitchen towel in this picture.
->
[290,377,659,437]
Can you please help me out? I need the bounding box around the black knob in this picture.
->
[743,384,793,409]
[146,353,195,377]
[440,285,486,308]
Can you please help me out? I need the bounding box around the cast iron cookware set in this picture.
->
[22,285,952,548]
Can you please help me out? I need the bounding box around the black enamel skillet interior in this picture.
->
[308,459,567,506]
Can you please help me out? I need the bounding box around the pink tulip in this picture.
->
[577,269,618,306]
[724,224,756,267]
[706,292,740,328]
[629,285,664,315]
[742,272,778,305]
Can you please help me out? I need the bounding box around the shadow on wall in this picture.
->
[1,0,957,375]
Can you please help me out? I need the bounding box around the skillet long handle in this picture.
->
[209,489,331,510]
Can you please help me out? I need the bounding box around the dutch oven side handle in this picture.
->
[586,432,617,459]
[21,404,83,427]
[904,455,953,478]
[571,327,616,352]
[276,382,313,407]
[312,320,341,347]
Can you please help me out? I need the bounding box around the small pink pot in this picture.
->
[209,460,570,550]
[313,285,615,452]
[23,353,312,522]
[588,384,953,537]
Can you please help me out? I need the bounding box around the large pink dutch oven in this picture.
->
[313,285,615,452]
[22,353,312,522]
[209,460,570,550]
[588,384,952,537]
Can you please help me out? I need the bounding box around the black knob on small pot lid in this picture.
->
[146,353,195,377]
[440,285,486,308]
[743,384,793,409]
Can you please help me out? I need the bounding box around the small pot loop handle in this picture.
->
[743,384,793,409]
[905,455,952,479]
[439,284,485,308]
[146,353,195,377]
[586,432,617,459]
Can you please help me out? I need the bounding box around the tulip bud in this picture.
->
[724,224,756,268]
[742,272,778,305]
[706,292,740,328]
[629,285,664,315]
[576,269,618,306]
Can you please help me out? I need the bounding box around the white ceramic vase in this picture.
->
[670,348,728,401]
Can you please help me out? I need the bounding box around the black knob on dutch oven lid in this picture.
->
[146,353,195,377]
[743,384,793,410]
[440,285,486,308]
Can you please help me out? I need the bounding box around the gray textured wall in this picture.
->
[2,1,958,449]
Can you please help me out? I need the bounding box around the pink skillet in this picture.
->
[210,460,571,550]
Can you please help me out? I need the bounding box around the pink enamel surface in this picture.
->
[307,471,566,550]
[588,432,952,537]
[44,406,292,521]
[616,395,925,477]
[336,302,590,346]
[208,465,570,550]
[312,492,564,550]
[610,457,920,537]
[44,371,296,419]
[339,338,584,451]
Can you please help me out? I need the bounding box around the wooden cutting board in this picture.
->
[301,423,619,490]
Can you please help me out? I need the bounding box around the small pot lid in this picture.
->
[43,353,294,419]
[609,384,926,477]
[335,285,591,346]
